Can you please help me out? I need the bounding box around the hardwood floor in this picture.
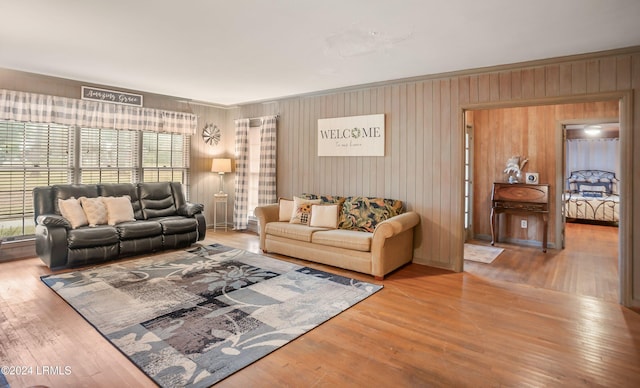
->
[1,226,639,387]
[465,222,620,302]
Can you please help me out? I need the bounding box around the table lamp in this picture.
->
[211,158,232,194]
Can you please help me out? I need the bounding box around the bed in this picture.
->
[563,170,619,224]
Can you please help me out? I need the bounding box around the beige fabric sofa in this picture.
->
[255,198,420,280]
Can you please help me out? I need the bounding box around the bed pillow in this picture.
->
[290,196,321,225]
[58,197,88,229]
[102,195,136,225]
[79,196,108,227]
[578,183,609,195]
[309,204,340,228]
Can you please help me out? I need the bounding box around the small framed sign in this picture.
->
[526,172,539,184]
[317,114,385,156]
[81,86,143,107]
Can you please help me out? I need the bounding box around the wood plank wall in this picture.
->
[471,101,619,246]
[229,48,640,306]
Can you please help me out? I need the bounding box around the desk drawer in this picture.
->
[494,202,546,211]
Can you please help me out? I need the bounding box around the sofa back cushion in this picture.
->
[138,182,177,219]
[99,183,143,219]
[338,196,404,232]
[53,185,99,215]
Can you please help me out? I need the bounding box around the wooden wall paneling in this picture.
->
[571,61,587,94]
[511,69,522,100]
[632,53,640,302]
[440,79,453,265]
[458,76,470,105]
[305,96,314,193]
[434,81,446,264]
[374,87,385,198]
[419,80,431,263]
[499,71,511,101]
[478,74,491,102]
[545,65,560,97]
[291,99,301,193]
[449,77,464,272]
[469,75,479,103]
[489,73,500,101]
[586,60,600,93]
[617,56,632,90]
[400,84,410,201]
[356,90,365,195]
[472,109,489,236]
[314,96,323,195]
[331,93,340,195]
[406,83,417,209]
[369,88,379,195]
[559,63,573,96]
[520,68,534,99]
[599,57,617,92]
[388,85,399,200]
[534,67,546,98]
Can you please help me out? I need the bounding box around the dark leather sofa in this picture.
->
[33,182,206,269]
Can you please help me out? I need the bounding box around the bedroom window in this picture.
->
[0,121,72,238]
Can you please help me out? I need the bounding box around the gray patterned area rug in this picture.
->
[41,244,382,387]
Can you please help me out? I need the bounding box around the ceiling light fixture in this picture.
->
[584,125,602,136]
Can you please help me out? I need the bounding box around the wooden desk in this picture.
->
[490,182,550,252]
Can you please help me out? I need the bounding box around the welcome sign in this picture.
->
[318,114,385,156]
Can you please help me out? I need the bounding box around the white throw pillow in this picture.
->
[79,196,108,227]
[309,204,339,228]
[58,197,88,229]
[102,195,136,225]
[278,198,295,221]
[290,196,321,225]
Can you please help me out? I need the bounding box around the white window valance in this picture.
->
[0,89,197,135]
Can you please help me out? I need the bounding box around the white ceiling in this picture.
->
[1,0,639,106]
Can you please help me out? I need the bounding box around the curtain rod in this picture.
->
[235,114,279,121]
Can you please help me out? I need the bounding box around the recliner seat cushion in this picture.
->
[67,226,119,249]
[156,217,198,235]
[116,221,162,239]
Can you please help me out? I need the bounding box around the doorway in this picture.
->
[462,99,624,303]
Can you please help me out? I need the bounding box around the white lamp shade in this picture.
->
[211,158,232,173]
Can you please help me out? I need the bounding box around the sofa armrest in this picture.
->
[370,211,420,279]
[37,214,71,229]
[35,223,69,269]
[254,204,279,250]
[177,202,204,217]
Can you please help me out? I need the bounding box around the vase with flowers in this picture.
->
[504,155,528,183]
